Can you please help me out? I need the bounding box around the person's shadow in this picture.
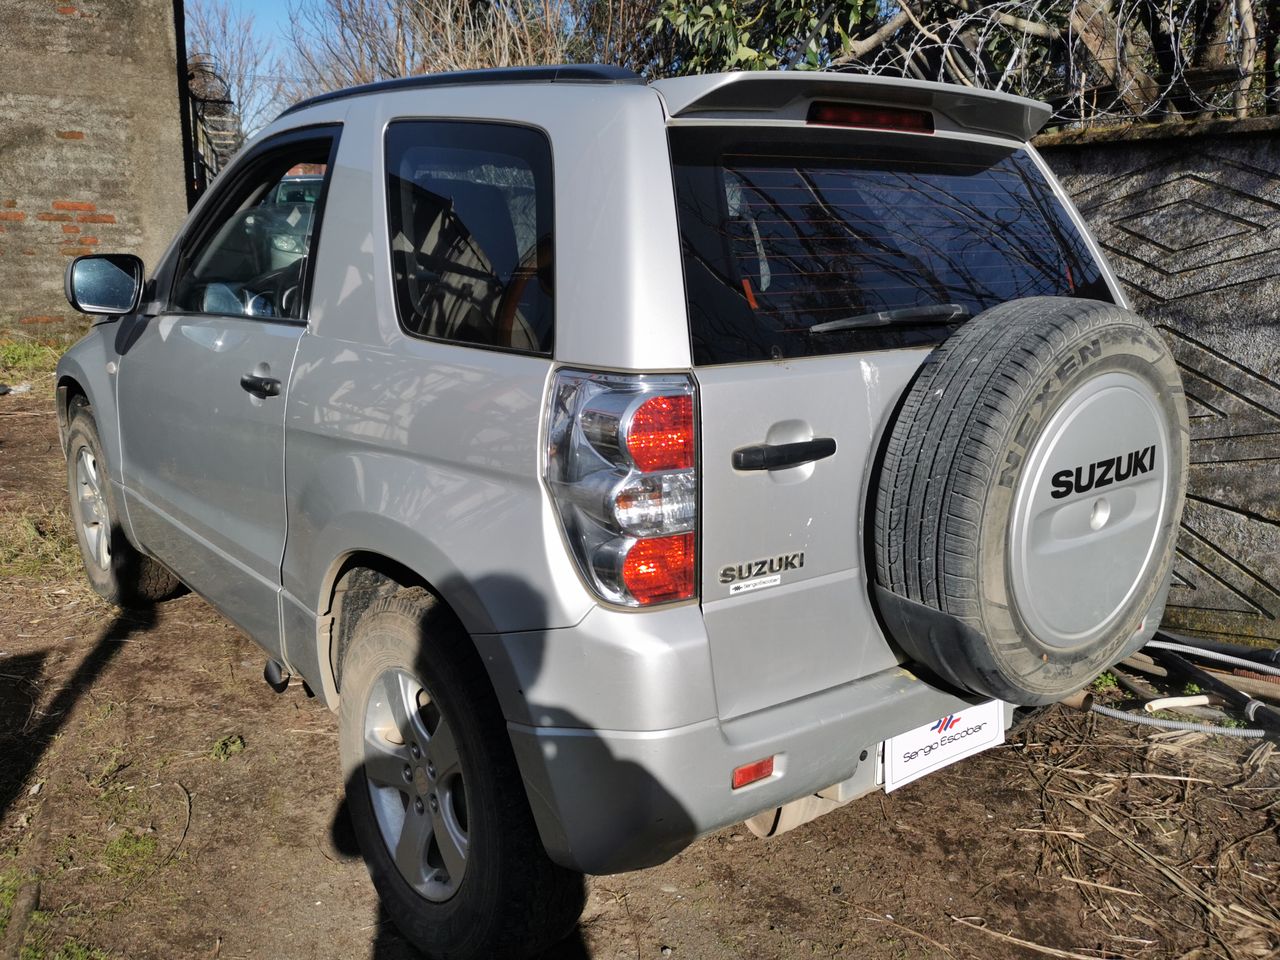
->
[0,602,158,824]
[329,573,696,960]
[329,809,590,959]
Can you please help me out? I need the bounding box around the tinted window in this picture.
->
[385,121,553,354]
[172,149,332,321]
[670,128,1110,365]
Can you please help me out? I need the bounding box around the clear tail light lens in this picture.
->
[613,471,697,536]
[545,370,697,607]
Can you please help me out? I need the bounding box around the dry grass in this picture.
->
[1005,709,1280,959]
[1,335,80,585]
[0,503,80,581]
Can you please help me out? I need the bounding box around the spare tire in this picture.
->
[873,297,1189,705]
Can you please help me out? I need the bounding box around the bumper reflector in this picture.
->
[731,755,775,790]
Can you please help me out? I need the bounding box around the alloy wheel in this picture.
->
[362,668,469,902]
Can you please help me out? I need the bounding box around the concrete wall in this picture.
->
[0,0,188,335]
[1040,120,1280,643]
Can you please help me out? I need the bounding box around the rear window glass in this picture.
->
[670,128,1110,365]
[385,121,553,354]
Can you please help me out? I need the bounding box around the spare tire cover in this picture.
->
[873,297,1189,704]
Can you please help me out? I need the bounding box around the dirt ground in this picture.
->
[1,383,1277,960]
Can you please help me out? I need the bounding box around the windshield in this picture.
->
[273,177,324,204]
[670,127,1110,365]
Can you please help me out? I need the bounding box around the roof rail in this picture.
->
[278,64,645,119]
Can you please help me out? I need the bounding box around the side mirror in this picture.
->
[64,253,144,316]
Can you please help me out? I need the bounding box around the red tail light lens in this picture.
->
[806,101,934,134]
[626,395,694,472]
[622,533,695,605]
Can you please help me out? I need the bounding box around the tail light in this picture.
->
[545,370,697,607]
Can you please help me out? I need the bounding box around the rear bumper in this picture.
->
[504,658,982,874]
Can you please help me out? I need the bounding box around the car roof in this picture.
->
[276,65,1051,143]
[276,65,643,119]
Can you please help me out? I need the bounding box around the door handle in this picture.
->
[240,373,282,398]
[733,437,836,471]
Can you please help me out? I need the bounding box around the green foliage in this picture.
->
[210,734,246,761]
[50,944,111,960]
[1090,671,1119,693]
[0,867,21,940]
[0,338,67,377]
[649,0,882,75]
[102,833,158,878]
[18,911,111,960]
[646,0,1279,125]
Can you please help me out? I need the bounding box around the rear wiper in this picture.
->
[808,303,970,334]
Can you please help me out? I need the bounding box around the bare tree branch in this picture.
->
[186,0,285,141]
[1235,0,1258,117]
[829,10,910,66]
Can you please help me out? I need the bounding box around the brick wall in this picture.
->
[0,0,189,335]
[1040,119,1280,643]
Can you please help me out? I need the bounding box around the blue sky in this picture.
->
[229,0,292,45]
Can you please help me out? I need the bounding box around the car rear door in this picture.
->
[669,122,1114,719]
[116,127,339,653]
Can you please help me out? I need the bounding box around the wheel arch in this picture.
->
[300,547,504,714]
[54,334,123,480]
[324,551,431,694]
[56,373,89,441]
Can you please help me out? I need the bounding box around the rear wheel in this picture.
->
[338,587,584,960]
[65,399,179,607]
[874,297,1189,704]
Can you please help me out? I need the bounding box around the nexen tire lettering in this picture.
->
[901,721,988,762]
[997,336,1104,488]
[1050,444,1156,499]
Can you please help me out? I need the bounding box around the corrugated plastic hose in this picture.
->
[1145,640,1280,678]
[1090,703,1266,738]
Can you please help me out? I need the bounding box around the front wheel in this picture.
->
[338,587,584,960]
[65,399,180,607]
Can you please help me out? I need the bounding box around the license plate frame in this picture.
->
[881,700,1005,793]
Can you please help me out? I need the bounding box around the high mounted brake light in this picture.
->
[545,371,698,607]
[806,101,934,134]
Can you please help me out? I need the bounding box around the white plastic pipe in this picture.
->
[1143,694,1210,713]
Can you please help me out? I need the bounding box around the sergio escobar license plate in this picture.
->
[882,699,1005,792]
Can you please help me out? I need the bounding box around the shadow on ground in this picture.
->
[329,795,593,959]
[0,604,155,822]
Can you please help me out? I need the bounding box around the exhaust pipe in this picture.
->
[264,659,290,694]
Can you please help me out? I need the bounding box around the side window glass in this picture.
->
[172,141,332,320]
[385,121,553,354]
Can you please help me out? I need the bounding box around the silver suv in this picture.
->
[58,66,1188,959]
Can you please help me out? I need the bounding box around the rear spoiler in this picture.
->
[650,73,1051,143]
